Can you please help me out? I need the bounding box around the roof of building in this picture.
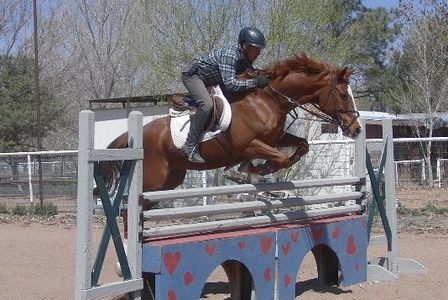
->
[359,111,448,129]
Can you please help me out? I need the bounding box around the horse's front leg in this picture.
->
[239,139,290,175]
[276,133,309,168]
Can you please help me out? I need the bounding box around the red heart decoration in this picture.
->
[284,274,292,287]
[281,243,290,256]
[311,227,324,241]
[168,289,177,300]
[355,263,360,272]
[184,271,194,286]
[332,226,341,239]
[346,235,357,256]
[260,237,273,255]
[163,251,181,275]
[291,231,300,243]
[263,267,272,281]
[238,241,246,250]
[205,243,216,256]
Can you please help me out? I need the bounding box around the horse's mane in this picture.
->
[268,53,338,79]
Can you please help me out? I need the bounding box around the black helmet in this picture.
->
[238,27,266,49]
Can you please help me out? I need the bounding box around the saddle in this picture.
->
[168,86,225,132]
[167,86,232,149]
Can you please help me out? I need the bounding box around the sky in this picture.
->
[363,0,400,9]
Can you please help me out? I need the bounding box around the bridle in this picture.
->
[266,74,360,134]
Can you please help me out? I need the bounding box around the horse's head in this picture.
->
[313,68,362,139]
[267,54,362,139]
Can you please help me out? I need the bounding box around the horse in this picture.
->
[102,53,361,211]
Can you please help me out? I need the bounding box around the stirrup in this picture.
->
[188,151,205,163]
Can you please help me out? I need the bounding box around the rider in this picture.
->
[181,27,271,163]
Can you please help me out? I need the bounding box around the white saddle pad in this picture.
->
[170,86,232,149]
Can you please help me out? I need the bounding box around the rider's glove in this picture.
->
[256,75,271,88]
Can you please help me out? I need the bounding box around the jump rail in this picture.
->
[142,177,364,239]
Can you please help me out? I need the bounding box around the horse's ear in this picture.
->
[338,67,353,80]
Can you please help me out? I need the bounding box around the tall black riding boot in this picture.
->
[181,108,210,163]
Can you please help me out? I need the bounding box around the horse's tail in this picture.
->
[93,132,129,197]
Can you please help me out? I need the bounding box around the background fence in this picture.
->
[0,137,447,213]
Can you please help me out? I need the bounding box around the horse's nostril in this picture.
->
[355,127,361,134]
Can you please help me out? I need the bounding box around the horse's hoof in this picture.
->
[237,161,254,173]
[259,162,277,176]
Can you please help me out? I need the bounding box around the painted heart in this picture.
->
[355,263,360,272]
[168,289,177,300]
[281,243,290,256]
[163,251,181,275]
[332,226,341,239]
[346,235,357,256]
[205,243,216,256]
[238,241,246,250]
[260,236,273,254]
[291,231,300,243]
[284,274,292,287]
[184,271,194,286]
[311,227,324,241]
[263,267,272,281]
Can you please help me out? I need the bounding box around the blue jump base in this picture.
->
[142,214,367,300]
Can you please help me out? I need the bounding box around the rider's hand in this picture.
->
[256,75,271,88]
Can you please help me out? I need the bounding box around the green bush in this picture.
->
[12,205,28,216]
[32,203,58,216]
[0,203,9,214]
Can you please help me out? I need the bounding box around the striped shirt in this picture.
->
[189,45,257,92]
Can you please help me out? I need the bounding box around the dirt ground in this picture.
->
[1,187,447,300]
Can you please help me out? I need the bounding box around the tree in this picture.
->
[385,0,448,185]
[0,0,30,55]
[0,55,63,152]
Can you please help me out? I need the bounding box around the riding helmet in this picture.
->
[238,27,266,49]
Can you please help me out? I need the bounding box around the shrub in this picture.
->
[12,205,28,216]
[32,203,58,216]
[0,203,8,214]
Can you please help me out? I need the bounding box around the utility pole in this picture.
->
[33,0,44,206]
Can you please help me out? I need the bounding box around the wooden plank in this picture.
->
[127,111,143,300]
[88,149,143,162]
[144,191,362,220]
[81,278,143,300]
[143,205,361,239]
[142,176,361,202]
[75,111,95,300]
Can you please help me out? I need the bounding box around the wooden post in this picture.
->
[382,118,398,273]
[75,111,95,299]
[127,111,143,300]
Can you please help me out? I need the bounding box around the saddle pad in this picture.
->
[170,86,232,149]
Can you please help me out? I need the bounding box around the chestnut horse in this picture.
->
[103,54,361,209]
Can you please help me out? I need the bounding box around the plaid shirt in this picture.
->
[189,45,257,92]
